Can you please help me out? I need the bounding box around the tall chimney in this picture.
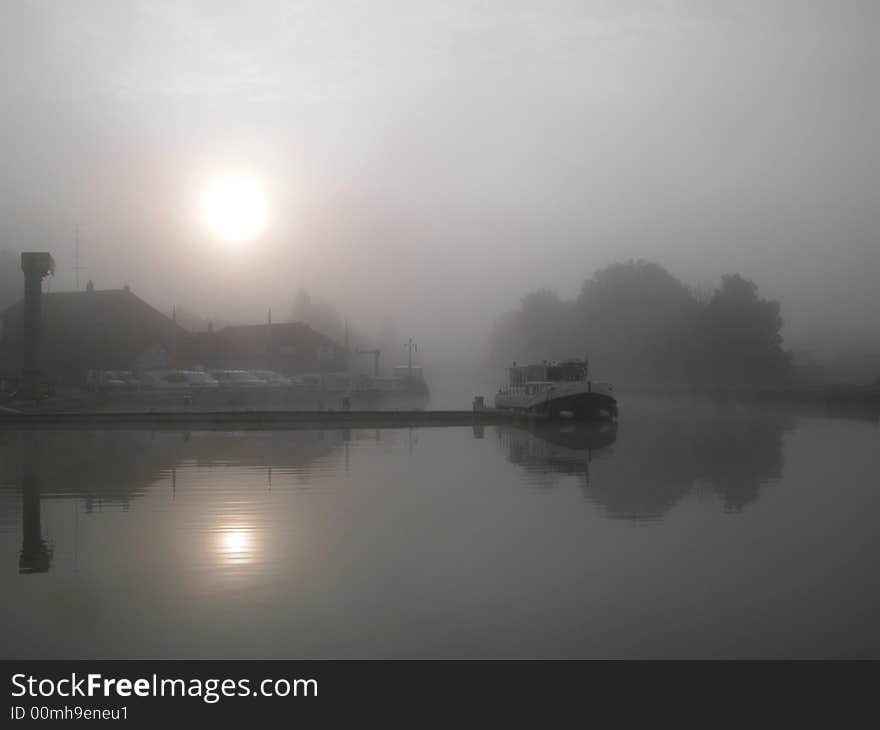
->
[19,252,55,400]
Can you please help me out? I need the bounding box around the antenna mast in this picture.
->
[73,225,86,290]
[405,338,418,376]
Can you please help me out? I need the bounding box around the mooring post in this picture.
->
[19,252,55,401]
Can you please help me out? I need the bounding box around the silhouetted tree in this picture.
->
[515,289,574,361]
[488,260,793,387]
[573,260,702,382]
[700,274,791,385]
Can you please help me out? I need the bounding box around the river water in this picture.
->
[1,397,878,658]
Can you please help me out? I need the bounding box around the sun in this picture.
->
[200,176,268,244]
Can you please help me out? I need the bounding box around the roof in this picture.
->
[1,288,187,335]
[0,288,187,377]
[0,288,346,377]
[211,321,341,349]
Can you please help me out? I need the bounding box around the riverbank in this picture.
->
[0,386,431,414]
[619,382,880,407]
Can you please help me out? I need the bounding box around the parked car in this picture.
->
[86,369,140,392]
[3,375,57,400]
[141,370,219,389]
[209,370,267,388]
[249,370,293,387]
[299,374,324,391]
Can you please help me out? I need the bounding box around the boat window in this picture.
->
[547,365,585,381]
[526,365,545,382]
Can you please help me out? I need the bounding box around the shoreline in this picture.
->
[618,382,880,406]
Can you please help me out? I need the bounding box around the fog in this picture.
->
[2,1,878,380]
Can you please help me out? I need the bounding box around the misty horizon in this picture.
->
[2,1,879,375]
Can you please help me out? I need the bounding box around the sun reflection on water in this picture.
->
[214,525,256,566]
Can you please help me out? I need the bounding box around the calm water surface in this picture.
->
[1,398,878,658]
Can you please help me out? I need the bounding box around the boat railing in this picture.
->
[499,382,555,397]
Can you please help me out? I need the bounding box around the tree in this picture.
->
[486,260,793,387]
[514,289,574,362]
[573,260,701,382]
[702,274,791,385]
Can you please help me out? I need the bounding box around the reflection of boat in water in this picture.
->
[497,420,618,478]
[502,401,790,520]
[495,359,617,420]
[528,420,618,451]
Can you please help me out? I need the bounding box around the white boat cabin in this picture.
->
[508,360,588,386]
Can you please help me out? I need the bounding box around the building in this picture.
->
[177,321,348,374]
[0,287,184,386]
[0,286,348,386]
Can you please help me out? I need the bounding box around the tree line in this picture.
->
[489,259,791,386]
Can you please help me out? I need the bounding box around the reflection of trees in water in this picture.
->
[499,403,789,520]
[0,429,347,574]
[695,415,786,512]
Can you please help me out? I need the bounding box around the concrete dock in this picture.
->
[0,408,527,431]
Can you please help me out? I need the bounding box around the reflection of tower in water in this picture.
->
[19,437,53,574]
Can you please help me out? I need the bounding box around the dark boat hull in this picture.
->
[533,392,618,421]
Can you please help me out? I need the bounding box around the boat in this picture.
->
[494,359,617,420]
[391,365,429,396]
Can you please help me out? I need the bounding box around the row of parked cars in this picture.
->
[86,369,299,392]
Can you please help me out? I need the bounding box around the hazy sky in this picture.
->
[1,0,878,366]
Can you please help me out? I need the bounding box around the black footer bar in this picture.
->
[2,659,875,723]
